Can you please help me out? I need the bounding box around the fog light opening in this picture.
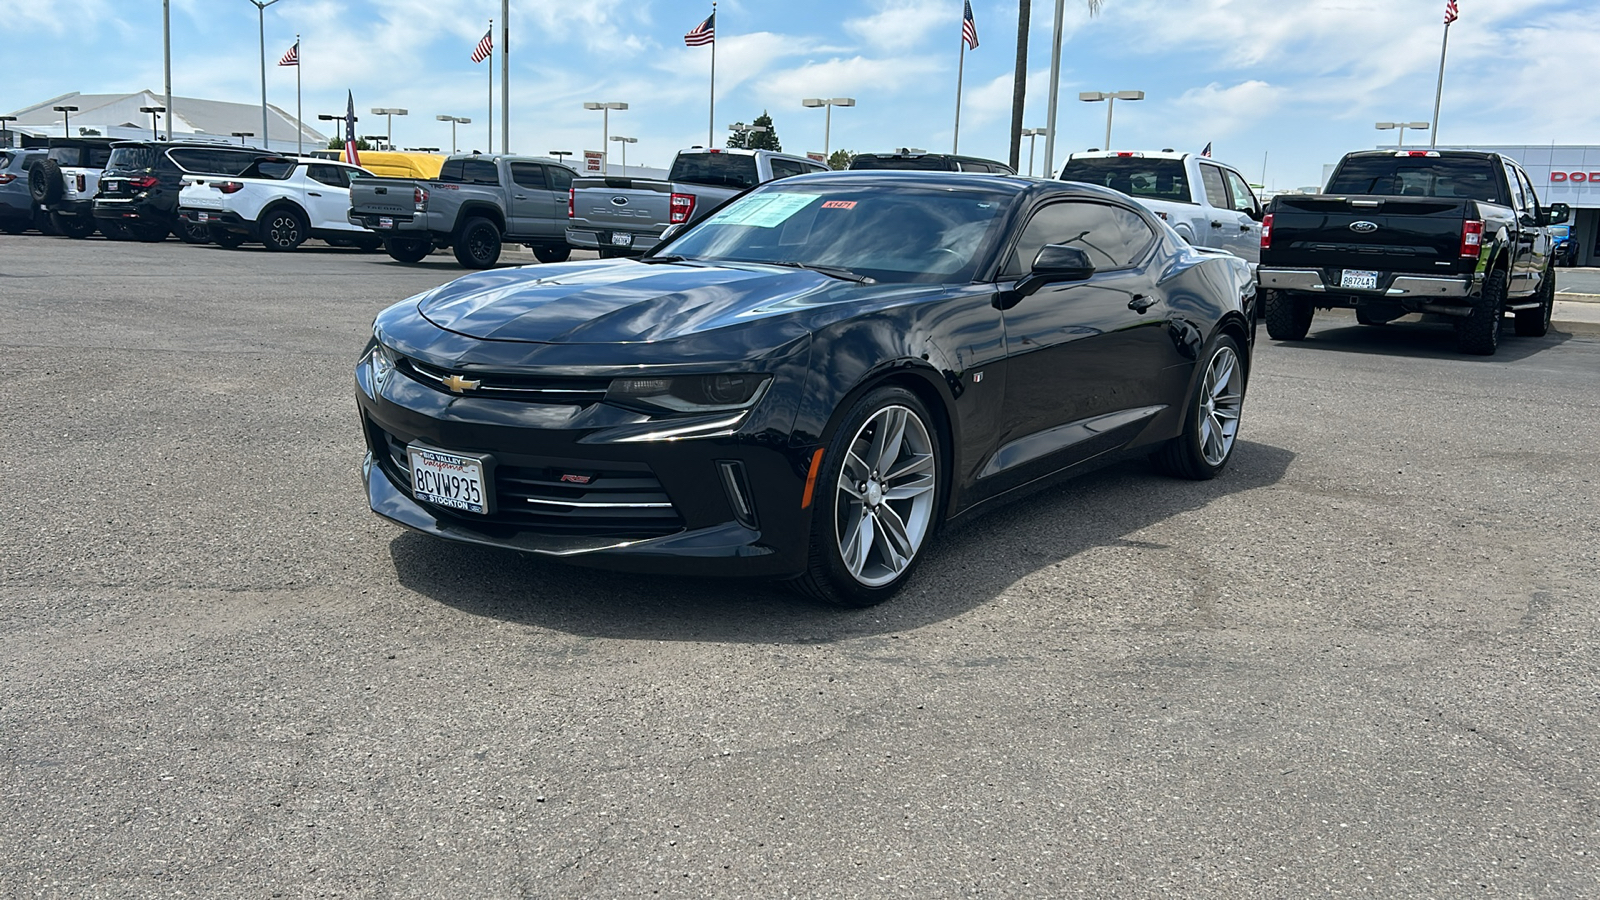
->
[717,460,759,530]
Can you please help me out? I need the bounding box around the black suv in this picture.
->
[848,150,1016,174]
[94,141,266,243]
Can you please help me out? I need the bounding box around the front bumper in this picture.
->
[1258,267,1481,302]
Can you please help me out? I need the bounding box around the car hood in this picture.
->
[416,259,888,344]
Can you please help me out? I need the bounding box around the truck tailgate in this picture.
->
[570,177,673,233]
[1265,195,1470,273]
[349,178,423,217]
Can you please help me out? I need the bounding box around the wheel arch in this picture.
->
[453,203,506,235]
[258,198,309,225]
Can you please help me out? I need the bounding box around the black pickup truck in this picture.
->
[1258,150,1570,354]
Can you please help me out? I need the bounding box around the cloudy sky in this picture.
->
[4,0,1597,188]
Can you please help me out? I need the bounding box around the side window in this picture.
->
[460,158,500,185]
[1503,163,1527,213]
[546,166,574,192]
[1003,201,1157,277]
[769,158,806,180]
[807,161,831,174]
[306,164,348,187]
[1198,164,1229,207]
[509,162,547,190]
[1514,167,1540,215]
[1223,170,1259,217]
[438,158,466,183]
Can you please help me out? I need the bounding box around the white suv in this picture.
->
[179,156,381,251]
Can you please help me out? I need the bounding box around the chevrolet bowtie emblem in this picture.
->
[441,374,481,393]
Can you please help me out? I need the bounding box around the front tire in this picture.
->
[452,217,502,268]
[1514,265,1555,338]
[1264,290,1314,340]
[793,386,943,608]
[1152,335,1245,481]
[261,207,307,251]
[49,213,97,239]
[384,237,432,263]
[1455,268,1506,355]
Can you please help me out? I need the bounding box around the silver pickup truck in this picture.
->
[566,148,828,257]
[1058,150,1263,263]
[348,154,576,269]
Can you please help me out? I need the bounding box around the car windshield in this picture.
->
[668,153,760,189]
[1326,157,1508,204]
[106,146,162,171]
[665,182,1012,284]
[1058,158,1192,203]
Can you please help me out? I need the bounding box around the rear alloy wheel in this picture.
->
[1152,335,1245,480]
[384,237,432,263]
[453,216,502,268]
[1264,290,1313,341]
[533,244,572,264]
[1455,268,1506,355]
[1513,265,1555,338]
[48,212,98,239]
[177,219,211,245]
[794,386,942,608]
[262,207,307,251]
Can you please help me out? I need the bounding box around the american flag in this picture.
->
[471,27,493,63]
[1201,141,1212,158]
[277,41,298,66]
[343,90,361,167]
[962,1,979,50]
[684,13,715,47]
[1444,0,1458,24]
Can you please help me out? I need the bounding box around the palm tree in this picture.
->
[1010,0,1104,171]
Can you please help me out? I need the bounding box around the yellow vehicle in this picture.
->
[337,150,444,180]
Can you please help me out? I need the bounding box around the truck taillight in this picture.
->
[1460,219,1483,258]
[669,192,696,225]
[128,175,160,190]
[414,186,428,211]
[0,174,12,185]
[1260,213,1273,250]
[76,174,86,192]
[217,181,244,194]
[568,188,574,218]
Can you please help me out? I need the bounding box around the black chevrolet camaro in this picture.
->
[357,171,1255,606]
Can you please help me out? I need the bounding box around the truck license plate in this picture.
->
[377,216,394,229]
[1340,269,1379,291]
[610,232,633,248]
[407,447,490,515]
[196,212,210,223]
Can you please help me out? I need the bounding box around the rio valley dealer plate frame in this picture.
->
[407,445,495,515]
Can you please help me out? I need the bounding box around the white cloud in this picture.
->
[845,0,950,52]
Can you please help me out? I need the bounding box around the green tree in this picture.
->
[327,136,371,151]
[726,111,782,152]
[827,149,855,171]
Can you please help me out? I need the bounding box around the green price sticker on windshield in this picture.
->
[708,193,820,228]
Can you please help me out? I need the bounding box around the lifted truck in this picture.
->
[348,154,577,269]
[1258,150,1569,355]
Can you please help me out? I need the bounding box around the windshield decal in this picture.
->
[708,193,820,228]
[821,200,857,210]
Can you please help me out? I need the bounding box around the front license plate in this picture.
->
[407,447,491,515]
[1340,269,1380,291]
[610,232,634,248]
[377,216,394,229]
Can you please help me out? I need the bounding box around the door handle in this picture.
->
[514,195,528,199]
[1128,294,1157,313]
[1210,220,1223,229]
[1240,224,1251,232]
[308,191,322,197]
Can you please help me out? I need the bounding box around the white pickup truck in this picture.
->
[1058,150,1264,263]
[566,147,829,257]
[178,156,381,251]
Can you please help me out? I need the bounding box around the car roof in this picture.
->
[766,169,1145,202]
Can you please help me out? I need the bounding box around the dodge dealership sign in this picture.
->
[1549,172,1600,183]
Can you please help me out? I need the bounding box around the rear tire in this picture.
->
[1455,268,1506,355]
[1151,335,1246,481]
[261,207,307,251]
[177,219,211,245]
[1514,265,1554,338]
[49,212,97,239]
[384,237,432,263]
[533,244,572,264]
[452,216,502,269]
[1264,289,1313,341]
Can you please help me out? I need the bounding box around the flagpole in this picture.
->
[501,0,509,153]
[295,35,302,156]
[1430,20,1451,148]
[487,19,494,152]
[953,37,966,153]
[709,2,717,147]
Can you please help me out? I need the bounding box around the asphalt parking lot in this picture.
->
[4,235,1599,898]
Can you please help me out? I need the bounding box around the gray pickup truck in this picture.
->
[348,154,576,268]
[566,148,828,257]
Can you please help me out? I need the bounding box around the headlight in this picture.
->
[604,374,770,414]
[367,336,400,387]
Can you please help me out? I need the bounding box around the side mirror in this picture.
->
[1542,203,1571,226]
[1010,244,1095,303]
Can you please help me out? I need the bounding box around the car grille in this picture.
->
[401,358,610,404]
[372,425,683,538]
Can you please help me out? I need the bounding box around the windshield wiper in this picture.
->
[637,255,687,264]
[764,261,876,284]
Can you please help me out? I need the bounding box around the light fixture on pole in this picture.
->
[1078,91,1144,150]
[583,102,627,171]
[728,121,769,148]
[362,135,388,152]
[549,150,573,168]
[243,0,283,147]
[1020,127,1048,176]
[371,108,407,150]
[0,115,16,148]
[232,131,255,146]
[437,115,470,154]
[800,97,855,159]
[53,105,79,136]
[139,106,166,141]
[1375,121,1430,148]
[609,135,637,176]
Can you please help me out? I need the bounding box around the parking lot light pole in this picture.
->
[583,102,627,171]
[139,106,166,141]
[1021,127,1048,176]
[1078,91,1144,151]
[363,135,388,151]
[372,108,407,150]
[232,131,254,146]
[549,150,573,168]
[436,115,470,154]
[244,0,283,147]
[728,122,769,148]
[1375,121,1430,148]
[53,105,79,137]
[800,98,855,159]
[609,135,637,176]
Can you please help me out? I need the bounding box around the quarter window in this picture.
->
[456,158,499,185]
[1004,201,1155,276]
[769,158,807,180]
